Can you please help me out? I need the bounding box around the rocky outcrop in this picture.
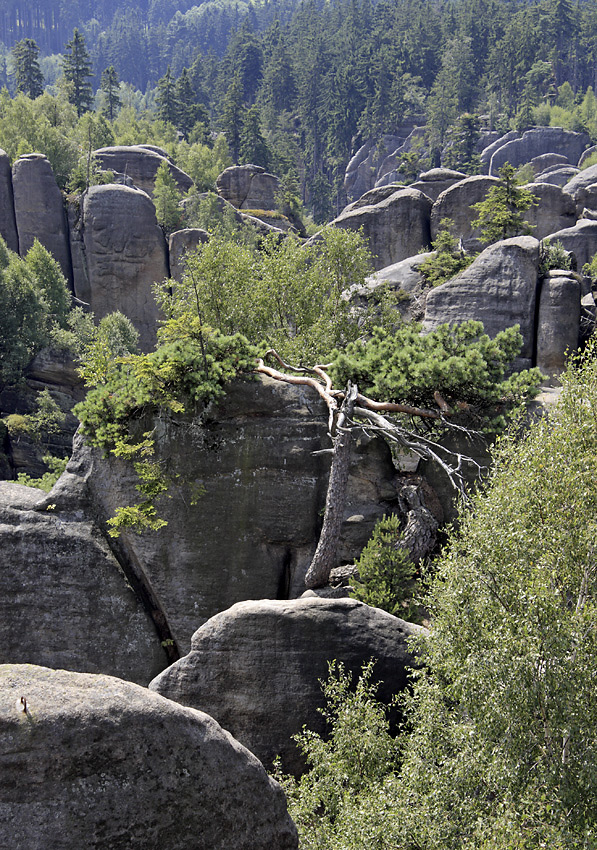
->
[563,163,597,209]
[578,145,597,168]
[47,376,399,655]
[546,219,597,268]
[536,271,581,377]
[430,175,499,250]
[0,482,166,682]
[350,252,434,324]
[529,152,570,174]
[70,184,167,351]
[522,182,576,239]
[94,145,193,196]
[169,227,209,281]
[12,153,72,284]
[479,130,520,172]
[0,149,18,252]
[330,187,432,270]
[0,664,298,850]
[486,128,589,176]
[410,168,467,201]
[216,164,279,211]
[423,235,541,370]
[150,597,426,773]
[344,134,408,200]
[534,165,579,187]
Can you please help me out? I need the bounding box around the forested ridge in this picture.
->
[3,0,597,215]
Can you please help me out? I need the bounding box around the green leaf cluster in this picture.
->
[330,321,542,431]
[471,163,538,245]
[418,219,476,287]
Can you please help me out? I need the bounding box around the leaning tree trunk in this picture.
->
[304,383,358,589]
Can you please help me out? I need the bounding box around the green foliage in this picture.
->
[16,455,68,492]
[153,160,184,234]
[471,163,538,244]
[277,660,400,850]
[539,239,573,276]
[99,65,122,121]
[330,321,543,432]
[61,29,93,118]
[177,135,232,192]
[350,515,418,618]
[583,250,597,280]
[12,38,44,99]
[418,219,476,286]
[156,227,374,364]
[76,311,140,386]
[24,239,71,328]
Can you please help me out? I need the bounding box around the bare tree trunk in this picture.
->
[304,383,358,589]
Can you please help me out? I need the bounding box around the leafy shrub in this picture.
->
[17,455,68,492]
[539,239,573,276]
[418,219,475,286]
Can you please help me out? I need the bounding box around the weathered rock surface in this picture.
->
[216,164,279,211]
[487,128,589,176]
[536,271,581,376]
[350,252,433,323]
[330,187,432,270]
[479,130,520,172]
[94,145,193,196]
[423,236,541,370]
[522,182,576,239]
[563,163,597,208]
[578,145,597,168]
[410,167,467,201]
[430,175,499,250]
[344,133,410,200]
[12,153,72,283]
[70,184,167,351]
[169,227,209,281]
[534,165,579,187]
[0,664,297,850]
[0,482,166,682]
[150,597,426,773]
[0,149,18,251]
[546,219,597,269]
[49,376,399,654]
[529,152,570,174]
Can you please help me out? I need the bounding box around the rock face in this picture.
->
[70,184,168,351]
[534,165,579,187]
[330,187,432,270]
[563,163,597,209]
[522,182,576,239]
[150,597,426,773]
[423,235,541,370]
[12,153,72,284]
[546,219,597,269]
[0,664,298,850]
[216,164,279,211]
[430,175,499,250]
[52,376,399,655]
[487,128,589,176]
[350,252,433,324]
[536,272,581,376]
[0,482,166,683]
[409,168,467,201]
[94,145,193,196]
[169,227,209,281]
[0,149,18,251]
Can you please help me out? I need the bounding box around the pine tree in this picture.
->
[472,163,538,244]
[175,68,209,140]
[156,66,180,127]
[239,106,271,170]
[221,72,245,164]
[12,38,44,99]
[62,29,94,118]
[100,65,122,121]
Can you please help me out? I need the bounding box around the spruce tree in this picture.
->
[239,106,271,170]
[175,68,209,140]
[12,38,44,99]
[100,65,122,121]
[471,163,537,244]
[62,29,94,117]
[221,72,245,164]
[156,66,180,127]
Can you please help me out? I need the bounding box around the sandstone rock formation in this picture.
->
[409,167,467,201]
[563,163,597,209]
[330,187,432,270]
[534,165,579,186]
[547,219,597,268]
[522,182,576,239]
[423,235,541,370]
[479,130,520,172]
[486,128,589,176]
[70,184,167,351]
[0,149,18,252]
[169,227,209,281]
[529,152,570,174]
[0,482,166,683]
[94,145,193,196]
[536,271,581,377]
[12,153,72,284]
[216,164,279,210]
[45,376,399,655]
[150,597,426,773]
[350,252,434,323]
[430,175,499,250]
[0,664,298,850]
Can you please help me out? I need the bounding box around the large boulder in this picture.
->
[0,664,297,850]
[423,235,541,370]
[50,376,399,654]
[0,482,166,683]
[216,164,279,211]
[0,149,17,251]
[522,182,576,239]
[12,153,72,284]
[350,252,434,324]
[563,163,597,208]
[546,219,597,269]
[169,227,209,281]
[479,130,520,173]
[150,597,426,773]
[70,184,168,351]
[410,167,467,201]
[536,271,581,377]
[330,187,432,270]
[488,128,589,176]
[94,145,193,196]
[529,152,570,174]
[430,175,499,250]
[534,165,579,187]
